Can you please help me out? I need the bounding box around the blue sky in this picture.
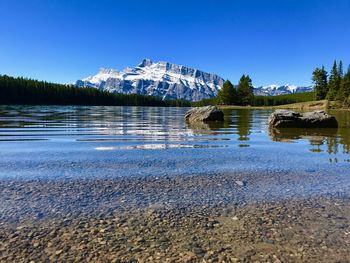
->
[0,0,349,86]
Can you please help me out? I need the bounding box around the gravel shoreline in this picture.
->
[1,172,350,262]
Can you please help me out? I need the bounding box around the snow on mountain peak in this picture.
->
[254,83,313,96]
[98,68,118,74]
[76,59,224,101]
[76,59,313,100]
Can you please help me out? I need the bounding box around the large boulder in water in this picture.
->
[185,106,224,122]
[268,110,338,128]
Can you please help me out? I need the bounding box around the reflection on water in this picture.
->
[269,128,347,163]
[0,105,349,179]
[185,109,253,143]
[268,111,350,163]
[235,109,252,142]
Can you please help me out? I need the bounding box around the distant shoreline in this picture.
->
[219,100,350,111]
[2,100,350,111]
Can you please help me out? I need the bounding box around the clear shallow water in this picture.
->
[0,105,349,179]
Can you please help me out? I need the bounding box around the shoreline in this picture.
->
[1,172,349,262]
[1,100,350,111]
[219,100,328,111]
[219,100,350,111]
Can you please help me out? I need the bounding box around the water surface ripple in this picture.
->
[0,105,349,178]
[0,105,349,219]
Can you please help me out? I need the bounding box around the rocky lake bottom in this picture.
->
[0,106,350,262]
[1,171,350,262]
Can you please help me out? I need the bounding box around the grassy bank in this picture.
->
[253,92,317,106]
[219,100,328,110]
[219,100,350,111]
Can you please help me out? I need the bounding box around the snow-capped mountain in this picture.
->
[76,59,313,100]
[76,59,224,101]
[253,84,313,96]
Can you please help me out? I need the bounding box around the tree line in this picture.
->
[0,75,191,107]
[194,74,315,107]
[2,61,348,108]
[312,60,350,103]
[196,60,349,107]
[253,92,316,106]
[217,75,254,106]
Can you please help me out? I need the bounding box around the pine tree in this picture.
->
[335,60,345,100]
[312,66,328,100]
[327,60,340,100]
[237,75,254,105]
[217,80,237,105]
[338,60,344,79]
[340,66,350,103]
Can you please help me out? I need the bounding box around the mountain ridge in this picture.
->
[253,84,313,96]
[76,59,313,101]
[76,59,224,101]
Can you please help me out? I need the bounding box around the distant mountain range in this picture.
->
[76,59,313,101]
[253,84,313,96]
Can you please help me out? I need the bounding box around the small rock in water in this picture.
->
[268,109,338,128]
[185,106,224,122]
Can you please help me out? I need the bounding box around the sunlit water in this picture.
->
[0,105,349,180]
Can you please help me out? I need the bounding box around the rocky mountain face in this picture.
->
[76,59,224,101]
[76,59,313,101]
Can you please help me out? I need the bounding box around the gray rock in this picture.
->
[185,106,224,122]
[268,110,338,128]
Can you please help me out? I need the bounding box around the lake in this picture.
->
[1,105,350,262]
[0,105,349,180]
